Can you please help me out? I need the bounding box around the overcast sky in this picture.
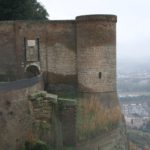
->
[39,0,150,64]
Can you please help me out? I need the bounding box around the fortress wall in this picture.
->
[0,75,44,150]
[46,21,77,95]
[0,21,48,80]
[76,15,117,92]
[0,20,77,95]
[46,21,76,82]
[0,22,17,80]
[75,15,128,150]
[13,21,48,74]
[0,16,129,150]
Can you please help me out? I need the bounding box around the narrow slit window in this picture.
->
[99,72,102,79]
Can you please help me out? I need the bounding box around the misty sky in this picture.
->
[39,0,150,64]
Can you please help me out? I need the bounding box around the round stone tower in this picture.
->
[76,15,128,150]
[76,15,117,93]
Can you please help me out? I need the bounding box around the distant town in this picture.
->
[118,61,150,149]
[118,62,150,130]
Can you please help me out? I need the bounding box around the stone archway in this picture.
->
[26,65,40,78]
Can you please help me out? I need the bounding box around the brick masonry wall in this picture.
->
[0,16,116,90]
[46,21,76,76]
[0,16,128,150]
[45,21,77,95]
[0,22,17,80]
[46,21,77,94]
[0,21,48,79]
[0,21,77,90]
[59,100,76,147]
[13,21,48,76]
[76,15,117,92]
[75,15,128,150]
[0,76,44,150]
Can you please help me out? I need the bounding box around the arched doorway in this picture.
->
[26,65,40,78]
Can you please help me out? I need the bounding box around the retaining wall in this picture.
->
[0,75,44,150]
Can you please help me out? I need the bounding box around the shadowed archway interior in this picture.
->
[26,65,40,78]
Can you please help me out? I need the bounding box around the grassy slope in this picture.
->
[128,129,150,149]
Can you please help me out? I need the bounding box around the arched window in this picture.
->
[26,65,40,78]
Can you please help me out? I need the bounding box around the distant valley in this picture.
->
[117,61,150,150]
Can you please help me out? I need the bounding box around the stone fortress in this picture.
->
[0,15,128,150]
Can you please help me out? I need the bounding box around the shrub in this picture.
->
[25,140,48,150]
[32,140,48,150]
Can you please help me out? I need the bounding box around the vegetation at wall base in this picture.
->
[25,140,49,150]
[77,97,122,141]
[64,146,76,150]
